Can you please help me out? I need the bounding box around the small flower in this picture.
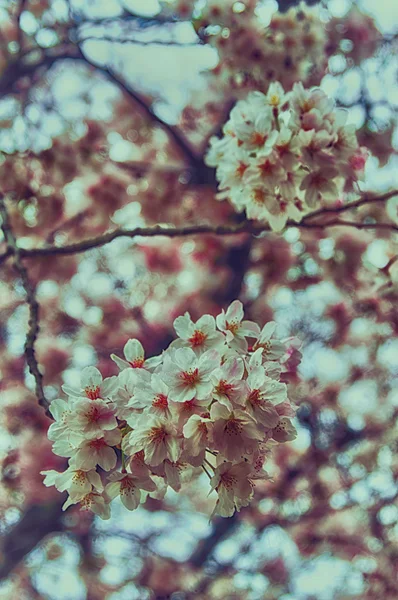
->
[253,321,287,361]
[62,367,118,401]
[210,461,254,517]
[266,81,287,109]
[161,348,218,402]
[171,312,225,354]
[272,417,297,442]
[216,300,260,352]
[111,339,162,371]
[131,372,172,419]
[70,429,121,471]
[124,416,181,467]
[105,470,157,511]
[210,402,263,462]
[63,492,110,519]
[210,357,245,408]
[67,398,118,438]
[243,367,286,428]
[41,467,103,501]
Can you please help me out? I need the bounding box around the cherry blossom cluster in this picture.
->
[41,301,300,519]
[205,81,368,231]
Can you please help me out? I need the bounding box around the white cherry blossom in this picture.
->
[62,366,118,401]
[216,300,260,352]
[161,348,218,402]
[171,312,225,354]
[111,338,162,371]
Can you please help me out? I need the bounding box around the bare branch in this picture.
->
[79,36,200,47]
[0,501,64,580]
[0,194,50,414]
[80,55,202,170]
[0,190,394,261]
[302,190,398,221]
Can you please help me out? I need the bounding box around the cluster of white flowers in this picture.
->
[206,81,368,231]
[42,301,300,519]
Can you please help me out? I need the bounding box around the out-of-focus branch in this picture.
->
[79,55,210,177]
[0,195,49,414]
[0,501,64,580]
[79,36,200,47]
[15,0,28,56]
[278,0,321,12]
[1,189,395,261]
[302,189,398,221]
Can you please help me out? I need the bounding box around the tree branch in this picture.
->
[302,190,398,221]
[1,190,395,261]
[0,195,49,414]
[0,501,64,580]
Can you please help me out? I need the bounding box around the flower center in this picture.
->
[152,393,168,409]
[225,320,239,335]
[72,470,87,484]
[89,438,106,450]
[252,188,268,205]
[149,426,166,444]
[121,477,135,492]
[215,380,234,397]
[220,473,237,490]
[235,161,248,178]
[180,368,200,386]
[81,493,95,510]
[250,132,267,146]
[269,94,280,106]
[188,330,207,347]
[87,406,101,423]
[248,389,262,406]
[225,418,243,436]
[254,340,271,354]
[85,385,100,400]
[259,159,276,176]
[129,357,145,368]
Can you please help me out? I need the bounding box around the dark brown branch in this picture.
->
[0,195,49,414]
[1,188,394,260]
[0,218,395,260]
[302,190,398,221]
[0,501,64,580]
[80,54,200,169]
[79,36,200,47]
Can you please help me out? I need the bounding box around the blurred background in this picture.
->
[0,0,397,598]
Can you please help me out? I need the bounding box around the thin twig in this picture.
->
[302,190,397,221]
[79,36,200,47]
[0,194,49,414]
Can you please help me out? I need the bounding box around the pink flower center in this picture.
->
[86,406,101,423]
[235,161,248,178]
[248,389,262,406]
[152,394,168,409]
[129,358,145,368]
[216,380,234,397]
[250,132,267,146]
[225,418,243,436]
[85,386,100,400]
[180,368,200,386]
[188,330,207,347]
[121,477,135,491]
[89,438,106,450]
